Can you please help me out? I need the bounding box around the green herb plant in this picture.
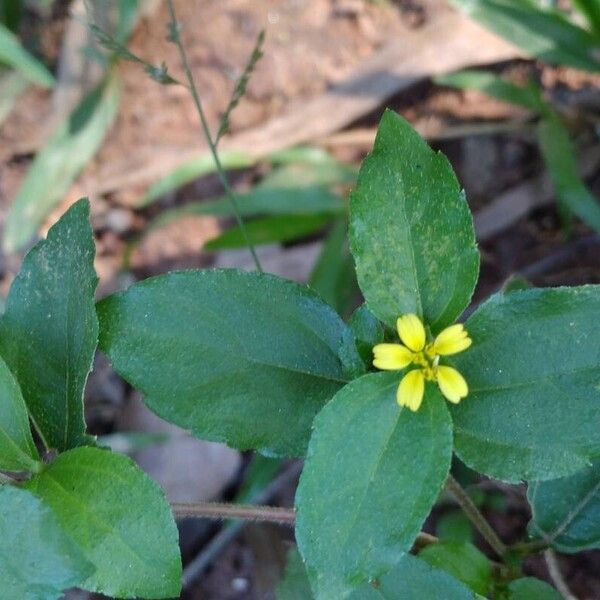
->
[447,0,600,235]
[3,108,600,598]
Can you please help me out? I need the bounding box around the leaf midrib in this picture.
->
[30,472,157,580]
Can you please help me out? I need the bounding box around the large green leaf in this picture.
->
[25,446,182,599]
[528,460,600,552]
[348,554,480,599]
[0,22,54,87]
[204,213,333,250]
[419,542,492,596]
[452,286,600,482]
[4,74,120,252]
[449,0,600,72]
[97,269,363,457]
[0,355,40,472]
[537,113,600,233]
[508,577,562,600]
[350,110,479,332]
[0,199,98,451]
[0,485,94,599]
[295,372,453,598]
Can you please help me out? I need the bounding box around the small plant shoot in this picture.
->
[2,110,600,598]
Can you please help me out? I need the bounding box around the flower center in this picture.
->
[413,348,440,381]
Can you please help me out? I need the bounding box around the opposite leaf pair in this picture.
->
[6,111,600,599]
[292,110,600,598]
[96,112,600,598]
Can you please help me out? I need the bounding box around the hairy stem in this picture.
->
[172,499,439,551]
[445,474,508,558]
[165,0,263,272]
[173,502,295,525]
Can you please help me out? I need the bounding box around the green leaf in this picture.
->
[204,213,334,250]
[309,220,358,317]
[419,542,492,596]
[0,0,23,32]
[139,146,351,208]
[501,274,533,294]
[97,269,363,457]
[151,187,344,233]
[140,151,255,207]
[260,160,356,190]
[295,372,453,598]
[347,304,384,366]
[528,460,600,552]
[236,455,282,503]
[436,510,473,543]
[452,286,600,482]
[0,22,54,86]
[25,446,182,599]
[537,113,600,233]
[449,0,600,72]
[277,547,313,600]
[435,70,544,111]
[4,73,120,252]
[98,431,169,453]
[350,109,479,332]
[0,355,40,472]
[348,554,481,599]
[508,577,562,600]
[572,0,600,35]
[0,485,94,599]
[0,199,98,451]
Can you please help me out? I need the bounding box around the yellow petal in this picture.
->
[433,324,472,356]
[436,366,468,404]
[397,369,425,412]
[396,314,426,352]
[373,344,414,370]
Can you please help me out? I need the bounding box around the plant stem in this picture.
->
[445,474,508,558]
[544,549,577,600]
[165,0,263,272]
[182,460,303,589]
[510,538,549,556]
[172,499,439,549]
[172,501,295,525]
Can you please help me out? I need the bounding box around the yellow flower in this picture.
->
[372,314,471,411]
